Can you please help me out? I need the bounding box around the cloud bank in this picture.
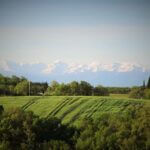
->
[0,60,149,87]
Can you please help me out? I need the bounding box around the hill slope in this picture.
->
[0,96,149,126]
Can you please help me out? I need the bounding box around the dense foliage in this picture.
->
[0,74,48,96]
[0,103,149,150]
[76,104,150,150]
[0,108,76,150]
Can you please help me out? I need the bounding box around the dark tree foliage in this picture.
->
[69,81,80,96]
[93,86,109,96]
[79,81,93,96]
[0,108,76,150]
[0,105,4,115]
[30,82,48,95]
[147,76,150,89]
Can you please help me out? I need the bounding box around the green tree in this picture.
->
[76,105,150,150]
[93,86,109,96]
[0,108,37,150]
[30,82,48,95]
[143,80,146,89]
[15,80,29,95]
[144,89,150,99]
[69,81,80,95]
[129,88,144,99]
[48,81,60,95]
[79,81,93,96]
[58,83,71,96]
[11,75,21,86]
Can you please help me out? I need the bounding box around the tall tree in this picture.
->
[15,80,29,95]
[69,81,80,95]
[147,76,150,89]
[80,81,93,96]
[143,80,146,89]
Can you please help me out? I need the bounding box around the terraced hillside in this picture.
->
[0,96,149,127]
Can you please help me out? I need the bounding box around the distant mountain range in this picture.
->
[0,60,149,87]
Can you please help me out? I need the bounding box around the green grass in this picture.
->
[110,94,129,99]
[0,95,150,127]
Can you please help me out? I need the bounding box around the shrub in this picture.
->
[129,88,144,99]
[144,89,150,99]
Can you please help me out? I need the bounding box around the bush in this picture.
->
[129,88,150,100]
[0,108,76,150]
[144,89,150,99]
[129,88,144,99]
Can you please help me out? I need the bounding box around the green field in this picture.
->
[0,95,149,127]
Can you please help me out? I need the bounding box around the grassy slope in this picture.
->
[0,95,150,127]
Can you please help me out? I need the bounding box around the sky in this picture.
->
[0,0,150,86]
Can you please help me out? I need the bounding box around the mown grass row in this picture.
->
[0,96,149,126]
[46,97,72,118]
[59,98,90,121]
[21,97,42,110]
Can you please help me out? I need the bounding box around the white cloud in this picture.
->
[42,61,145,74]
[42,64,56,74]
[116,63,141,72]
[117,63,134,72]
[0,60,147,75]
[65,61,142,73]
[42,60,68,74]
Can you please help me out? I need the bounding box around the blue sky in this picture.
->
[0,0,150,86]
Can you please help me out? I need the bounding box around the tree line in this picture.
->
[106,87,131,94]
[45,80,109,96]
[2,74,146,96]
[0,74,48,96]
[0,74,110,96]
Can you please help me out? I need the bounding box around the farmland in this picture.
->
[0,95,149,127]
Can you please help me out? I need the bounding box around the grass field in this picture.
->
[0,95,150,127]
